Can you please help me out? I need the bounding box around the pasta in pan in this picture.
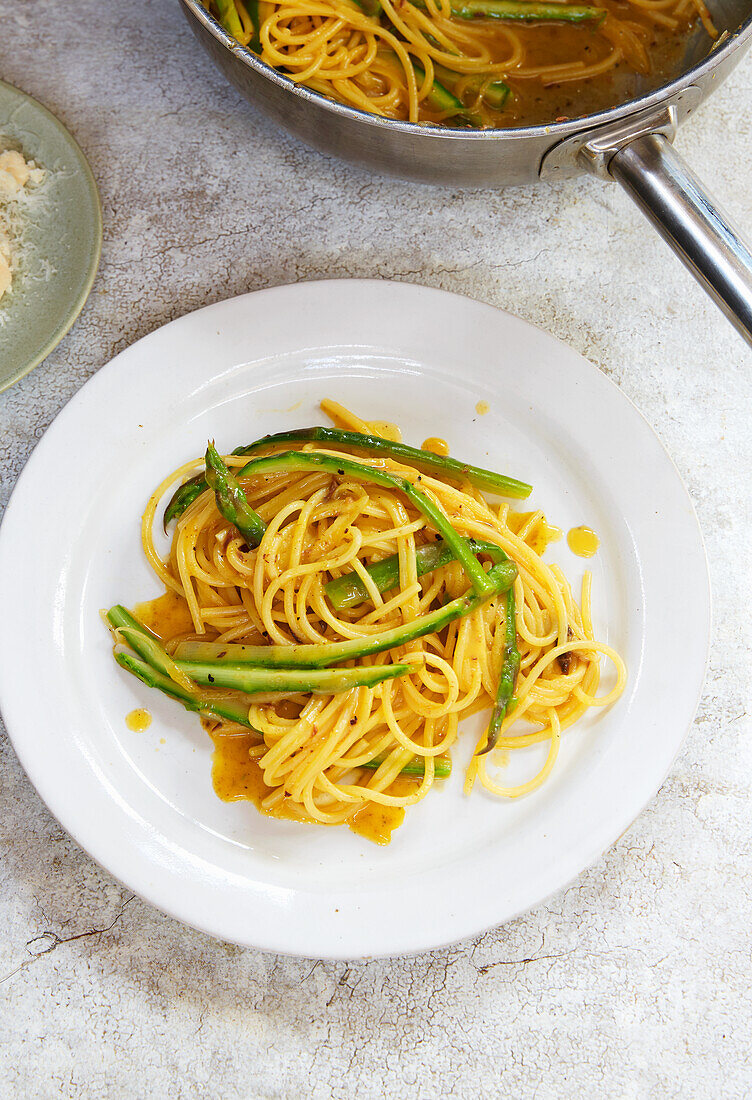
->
[200,0,716,127]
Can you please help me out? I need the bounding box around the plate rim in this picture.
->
[0,279,711,957]
[0,78,103,393]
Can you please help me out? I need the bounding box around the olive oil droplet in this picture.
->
[421,436,450,456]
[567,526,600,558]
[126,708,152,732]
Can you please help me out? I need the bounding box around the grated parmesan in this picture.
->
[0,147,45,302]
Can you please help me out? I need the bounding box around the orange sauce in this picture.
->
[510,511,562,556]
[349,777,418,845]
[210,730,414,843]
[530,519,562,556]
[135,589,194,640]
[475,400,490,416]
[421,436,450,456]
[497,18,702,127]
[369,420,402,443]
[126,708,152,732]
[211,732,273,802]
[567,526,600,558]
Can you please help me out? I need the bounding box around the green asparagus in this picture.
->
[477,585,520,755]
[107,605,194,687]
[354,0,598,24]
[173,658,411,694]
[115,651,451,779]
[324,537,508,611]
[110,603,410,695]
[115,651,258,728]
[234,449,495,596]
[412,62,482,126]
[236,426,532,499]
[245,0,262,49]
[215,0,244,38]
[163,426,531,528]
[359,754,452,777]
[411,0,604,19]
[431,62,511,110]
[471,77,511,111]
[163,476,206,530]
[205,441,266,547]
[172,560,515,667]
[446,0,606,21]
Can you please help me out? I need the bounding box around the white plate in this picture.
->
[0,280,710,958]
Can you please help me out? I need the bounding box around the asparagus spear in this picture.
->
[234,449,495,597]
[172,560,515,667]
[163,476,206,530]
[325,537,507,611]
[236,426,532,499]
[163,440,267,531]
[431,63,511,110]
[163,427,531,528]
[169,446,493,595]
[455,0,605,21]
[173,658,411,694]
[116,652,451,778]
[245,0,262,49]
[110,603,410,694]
[115,651,258,728]
[411,62,482,127]
[215,0,245,38]
[469,78,511,112]
[205,441,266,548]
[476,585,520,755]
[360,754,452,777]
[413,0,605,20]
[107,605,194,688]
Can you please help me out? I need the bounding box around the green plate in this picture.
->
[0,80,102,392]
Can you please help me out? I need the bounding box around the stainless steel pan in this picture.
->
[180,0,752,343]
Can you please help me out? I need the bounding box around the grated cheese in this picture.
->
[0,146,45,302]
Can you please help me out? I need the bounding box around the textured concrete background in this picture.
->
[1,1,751,1097]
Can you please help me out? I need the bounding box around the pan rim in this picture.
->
[180,0,752,140]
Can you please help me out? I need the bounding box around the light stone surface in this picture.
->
[1,2,751,1097]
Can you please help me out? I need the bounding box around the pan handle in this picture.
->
[607,133,752,346]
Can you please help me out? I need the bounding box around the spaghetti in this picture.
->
[201,0,716,127]
[108,400,626,842]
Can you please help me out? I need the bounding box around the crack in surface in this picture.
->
[0,896,135,988]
